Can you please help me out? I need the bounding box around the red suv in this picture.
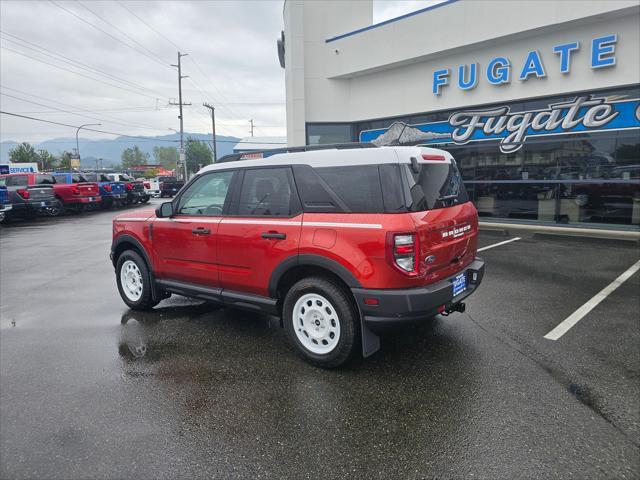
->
[111,145,485,367]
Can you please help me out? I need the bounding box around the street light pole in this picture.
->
[75,123,101,169]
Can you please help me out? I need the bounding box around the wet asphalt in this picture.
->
[1,200,639,479]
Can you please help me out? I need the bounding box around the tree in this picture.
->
[8,142,39,163]
[38,149,57,170]
[152,146,179,169]
[58,151,73,170]
[185,137,212,175]
[142,168,160,179]
[121,145,150,169]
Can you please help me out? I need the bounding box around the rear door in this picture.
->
[402,154,478,283]
[152,170,236,287]
[217,167,303,297]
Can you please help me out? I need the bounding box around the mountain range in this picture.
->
[0,133,240,168]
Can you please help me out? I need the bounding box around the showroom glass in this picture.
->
[177,171,234,216]
[310,85,639,228]
[238,168,293,217]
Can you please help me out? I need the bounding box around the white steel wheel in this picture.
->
[293,293,341,354]
[120,260,144,302]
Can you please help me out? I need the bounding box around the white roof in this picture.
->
[199,146,452,174]
[233,137,287,152]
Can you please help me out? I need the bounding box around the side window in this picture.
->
[177,171,234,216]
[54,175,68,184]
[237,168,296,217]
[315,165,384,213]
[7,176,28,187]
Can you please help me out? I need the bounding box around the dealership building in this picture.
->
[280,0,640,230]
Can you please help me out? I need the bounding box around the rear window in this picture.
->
[82,173,97,182]
[6,175,28,187]
[72,174,86,183]
[54,175,69,184]
[402,159,469,211]
[35,174,56,185]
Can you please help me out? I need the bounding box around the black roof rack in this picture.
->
[216,142,378,163]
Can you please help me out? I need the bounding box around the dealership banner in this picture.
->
[359,96,640,153]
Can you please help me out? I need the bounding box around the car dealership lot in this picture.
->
[1,202,638,479]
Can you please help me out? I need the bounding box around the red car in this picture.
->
[52,173,101,212]
[110,145,485,367]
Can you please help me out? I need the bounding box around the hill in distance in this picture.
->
[0,133,240,167]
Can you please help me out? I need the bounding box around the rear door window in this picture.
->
[402,159,469,211]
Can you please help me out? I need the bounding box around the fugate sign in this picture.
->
[359,96,640,153]
[432,34,618,95]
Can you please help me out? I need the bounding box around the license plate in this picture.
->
[89,197,94,201]
[452,272,467,297]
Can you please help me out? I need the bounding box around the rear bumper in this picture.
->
[0,204,12,213]
[352,258,485,330]
[11,200,57,213]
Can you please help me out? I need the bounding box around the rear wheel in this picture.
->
[283,276,359,368]
[116,250,159,310]
[46,200,63,217]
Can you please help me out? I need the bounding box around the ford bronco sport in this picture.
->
[111,144,485,367]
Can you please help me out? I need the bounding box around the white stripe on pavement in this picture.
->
[477,237,521,252]
[544,259,640,341]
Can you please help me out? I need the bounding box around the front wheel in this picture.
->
[283,276,359,368]
[116,250,159,310]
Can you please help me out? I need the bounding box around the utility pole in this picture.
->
[249,119,254,137]
[170,52,191,181]
[203,103,217,162]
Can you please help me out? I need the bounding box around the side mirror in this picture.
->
[156,201,174,218]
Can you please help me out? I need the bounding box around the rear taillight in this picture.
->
[387,232,419,276]
[103,184,112,192]
[17,188,30,199]
[71,185,80,195]
[144,182,150,189]
[125,183,133,191]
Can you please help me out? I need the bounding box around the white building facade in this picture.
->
[280,0,640,229]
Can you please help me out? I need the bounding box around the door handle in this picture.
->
[192,227,211,235]
[262,231,286,240]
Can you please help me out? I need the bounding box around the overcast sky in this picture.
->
[0,0,441,143]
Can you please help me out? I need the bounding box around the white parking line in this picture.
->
[477,237,521,252]
[544,259,640,341]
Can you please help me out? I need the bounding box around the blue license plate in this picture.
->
[452,273,467,297]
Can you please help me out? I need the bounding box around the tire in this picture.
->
[46,200,63,217]
[283,276,359,368]
[115,250,159,310]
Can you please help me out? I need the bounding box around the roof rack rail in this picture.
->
[216,142,377,163]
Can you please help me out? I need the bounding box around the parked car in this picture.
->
[51,173,101,212]
[81,172,127,208]
[0,173,60,219]
[105,173,148,205]
[143,178,161,197]
[111,145,485,367]
[158,176,184,197]
[0,183,12,222]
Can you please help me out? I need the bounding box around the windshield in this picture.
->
[402,159,468,211]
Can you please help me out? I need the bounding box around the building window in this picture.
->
[306,123,353,145]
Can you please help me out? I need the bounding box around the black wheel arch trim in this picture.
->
[111,234,160,302]
[268,254,362,298]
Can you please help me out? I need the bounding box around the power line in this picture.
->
[115,0,181,51]
[49,0,173,72]
[0,30,168,98]
[1,46,160,100]
[0,90,170,131]
[1,111,287,145]
[76,2,170,68]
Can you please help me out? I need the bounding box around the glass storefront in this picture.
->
[306,86,640,229]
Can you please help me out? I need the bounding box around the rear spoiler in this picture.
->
[218,142,378,163]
